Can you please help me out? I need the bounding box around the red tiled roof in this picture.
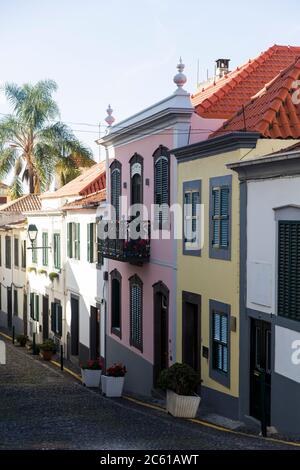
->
[212,57,300,139]
[192,45,300,119]
[62,189,106,210]
[41,161,106,199]
[0,194,41,212]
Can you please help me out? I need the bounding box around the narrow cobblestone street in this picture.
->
[0,338,296,450]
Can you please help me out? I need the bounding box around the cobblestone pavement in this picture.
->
[0,339,296,450]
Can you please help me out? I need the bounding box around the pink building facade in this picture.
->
[98,63,222,396]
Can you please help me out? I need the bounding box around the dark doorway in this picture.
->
[250,319,271,425]
[153,282,169,387]
[42,295,49,341]
[70,296,79,356]
[90,306,100,360]
[23,293,28,337]
[7,287,12,329]
[182,291,201,376]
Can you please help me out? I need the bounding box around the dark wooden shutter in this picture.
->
[129,277,143,350]
[35,295,39,322]
[87,223,94,263]
[278,221,300,320]
[67,223,72,258]
[30,293,34,319]
[154,156,169,228]
[51,302,56,332]
[58,304,63,336]
[111,169,121,220]
[5,236,11,269]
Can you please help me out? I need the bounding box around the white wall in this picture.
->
[247,176,300,314]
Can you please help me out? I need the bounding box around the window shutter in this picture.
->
[67,223,72,258]
[30,293,34,319]
[87,223,94,263]
[278,221,300,320]
[35,295,39,322]
[111,169,121,220]
[130,278,142,350]
[154,156,169,228]
[0,236,2,267]
[57,304,63,336]
[51,303,56,332]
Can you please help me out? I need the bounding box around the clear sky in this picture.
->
[0,0,299,158]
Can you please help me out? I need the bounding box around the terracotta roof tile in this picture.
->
[62,190,106,210]
[192,45,300,119]
[212,57,300,139]
[41,161,107,199]
[0,194,41,212]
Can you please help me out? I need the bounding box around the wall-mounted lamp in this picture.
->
[27,224,38,247]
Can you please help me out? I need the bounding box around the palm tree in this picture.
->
[0,80,95,197]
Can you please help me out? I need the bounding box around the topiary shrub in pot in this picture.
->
[81,359,103,387]
[39,339,56,361]
[101,363,127,397]
[158,362,201,418]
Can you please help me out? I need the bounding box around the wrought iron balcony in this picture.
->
[98,220,150,264]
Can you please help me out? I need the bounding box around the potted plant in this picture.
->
[39,339,56,361]
[101,363,127,397]
[158,363,200,418]
[16,334,28,347]
[81,359,103,387]
[49,272,59,282]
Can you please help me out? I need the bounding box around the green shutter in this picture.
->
[278,221,300,321]
[35,294,39,322]
[30,293,34,319]
[54,234,61,269]
[67,223,72,258]
[42,233,48,266]
[57,304,62,336]
[5,236,11,269]
[76,223,80,260]
[87,223,94,263]
[51,302,56,332]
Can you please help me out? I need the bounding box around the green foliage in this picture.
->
[27,266,37,273]
[49,271,59,282]
[38,269,47,275]
[158,363,199,396]
[0,80,94,194]
[39,339,56,353]
[16,334,28,347]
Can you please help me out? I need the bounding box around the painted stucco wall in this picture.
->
[247,175,300,314]
[176,138,296,401]
[65,207,107,359]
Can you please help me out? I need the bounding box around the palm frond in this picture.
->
[10,176,23,200]
[0,146,17,178]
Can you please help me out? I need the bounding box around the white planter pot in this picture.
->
[81,369,102,388]
[166,389,201,418]
[101,375,125,397]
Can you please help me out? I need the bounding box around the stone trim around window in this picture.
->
[209,174,232,261]
[209,299,231,388]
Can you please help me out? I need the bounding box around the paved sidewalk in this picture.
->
[0,336,297,450]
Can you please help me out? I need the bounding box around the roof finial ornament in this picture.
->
[105,104,115,127]
[173,57,187,90]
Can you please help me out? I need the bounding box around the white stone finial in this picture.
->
[105,104,115,127]
[173,57,187,89]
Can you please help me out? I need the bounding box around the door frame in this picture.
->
[182,291,201,376]
[153,281,169,387]
[70,294,79,357]
[90,304,101,361]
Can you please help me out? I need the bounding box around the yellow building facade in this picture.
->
[173,133,296,418]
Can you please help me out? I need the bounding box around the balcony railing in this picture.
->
[98,220,150,264]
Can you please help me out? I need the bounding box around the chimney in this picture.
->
[215,58,230,78]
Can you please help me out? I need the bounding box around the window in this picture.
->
[32,238,38,264]
[87,223,95,263]
[130,153,143,206]
[51,301,62,336]
[30,293,39,321]
[0,235,2,266]
[153,146,170,230]
[14,237,19,268]
[209,175,232,260]
[183,180,201,256]
[42,232,48,266]
[14,289,18,316]
[53,233,61,269]
[67,223,80,260]
[129,274,143,351]
[209,300,230,388]
[21,240,26,268]
[5,235,11,269]
[110,270,121,337]
[97,236,103,267]
[212,312,228,373]
[110,160,121,221]
[278,221,300,321]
